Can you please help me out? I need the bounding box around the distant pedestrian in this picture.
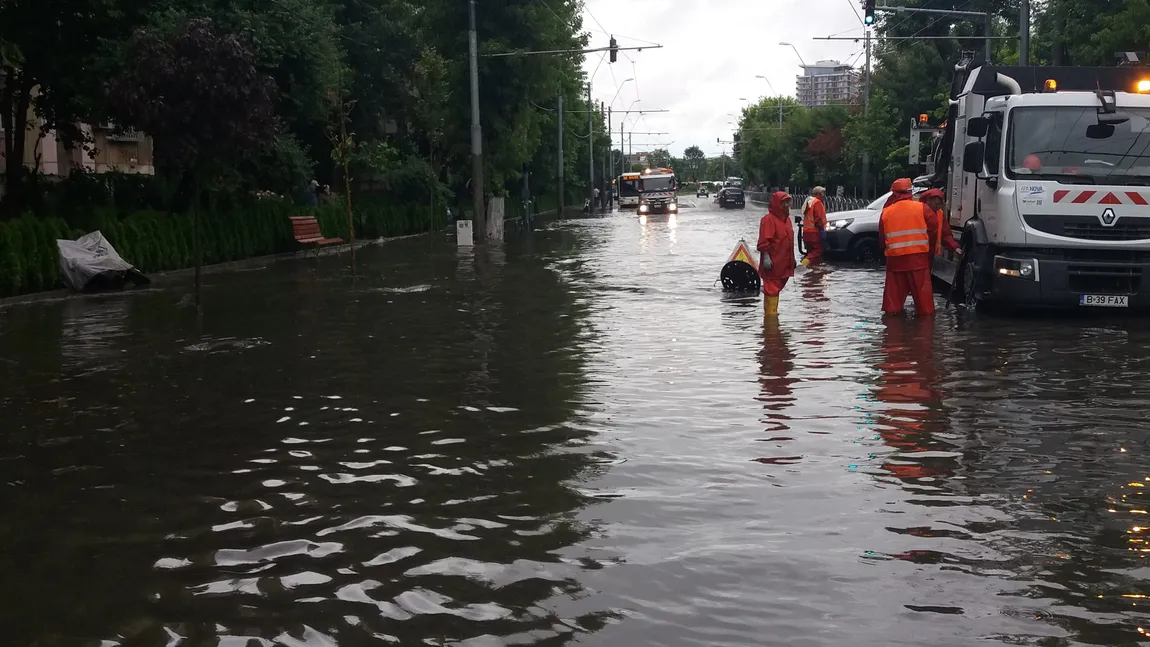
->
[880,178,938,316]
[302,180,319,207]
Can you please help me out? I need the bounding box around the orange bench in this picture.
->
[290,215,343,256]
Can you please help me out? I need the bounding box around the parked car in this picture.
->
[697,186,709,198]
[718,187,745,209]
[823,185,928,264]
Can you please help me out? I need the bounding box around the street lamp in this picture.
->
[755,75,784,129]
[779,42,808,68]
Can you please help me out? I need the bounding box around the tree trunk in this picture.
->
[192,174,202,312]
[1,74,31,213]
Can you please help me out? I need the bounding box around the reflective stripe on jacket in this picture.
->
[881,200,931,257]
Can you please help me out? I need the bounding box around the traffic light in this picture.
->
[609,36,618,63]
[863,0,876,25]
[732,133,741,157]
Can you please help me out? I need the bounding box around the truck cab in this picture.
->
[936,60,1150,310]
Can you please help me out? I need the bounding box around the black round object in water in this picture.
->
[720,260,761,292]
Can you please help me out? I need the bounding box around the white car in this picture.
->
[823,186,928,264]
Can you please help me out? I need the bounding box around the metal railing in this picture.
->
[745,192,870,213]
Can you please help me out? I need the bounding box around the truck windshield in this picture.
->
[1007,106,1150,185]
[641,176,676,192]
[619,178,639,197]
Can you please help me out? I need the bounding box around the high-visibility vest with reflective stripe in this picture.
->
[881,200,930,257]
[802,197,822,233]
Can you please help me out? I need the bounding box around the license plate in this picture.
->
[1079,294,1129,307]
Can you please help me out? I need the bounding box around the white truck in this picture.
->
[931,55,1150,310]
[637,167,679,215]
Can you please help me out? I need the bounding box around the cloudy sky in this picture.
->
[580,0,868,159]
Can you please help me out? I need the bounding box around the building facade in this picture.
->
[795,60,861,108]
[0,82,154,180]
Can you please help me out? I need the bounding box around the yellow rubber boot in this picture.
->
[764,295,780,316]
[800,257,811,267]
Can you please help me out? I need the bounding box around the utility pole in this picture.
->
[467,0,485,240]
[862,27,872,199]
[602,101,609,211]
[1020,0,1030,65]
[619,121,624,176]
[587,83,594,210]
[557,92,564,215]
[984,6,992,63]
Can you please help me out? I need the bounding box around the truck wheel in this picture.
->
[851,237,882,264]
[961,254,982,311]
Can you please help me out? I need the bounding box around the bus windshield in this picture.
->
[640,176,676,192]
[1007,106,1150,185]
[619,176,639,197]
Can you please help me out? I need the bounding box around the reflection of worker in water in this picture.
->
[874,318,953,482]
[757,191,796,318]
[757,318,797,435]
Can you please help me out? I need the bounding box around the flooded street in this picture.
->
[4,199,1150,646]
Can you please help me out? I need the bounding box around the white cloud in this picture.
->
[581,0,868,158]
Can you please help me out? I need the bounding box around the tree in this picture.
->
[683,145,706,181]
[648,148,671,168]
[0,0,135,212]
[107,17,278,309]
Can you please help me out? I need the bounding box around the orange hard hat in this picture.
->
[891,178,913,193]
[920,188,945,200]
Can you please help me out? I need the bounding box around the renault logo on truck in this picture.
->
[1101,207,1118,227]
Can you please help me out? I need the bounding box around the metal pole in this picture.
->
[557,92,564,215]
[862,27,872,199]
[777,99,783,129]
[602,101,609,211]
[467,0,486,240]
[619,119,624,177]
[1019,0,1030,66]
[984,7,992,63]
[587,83,594,209]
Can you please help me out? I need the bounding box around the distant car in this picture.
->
[718,187,745,209]
[697,186,708,198]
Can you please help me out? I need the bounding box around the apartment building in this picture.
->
[795,60,861,108]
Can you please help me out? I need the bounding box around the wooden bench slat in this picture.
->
[290,214,343,247]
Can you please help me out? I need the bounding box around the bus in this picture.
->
[618,172,641,209]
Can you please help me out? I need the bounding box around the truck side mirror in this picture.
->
[963,142,986,174]
[967,116,989,138]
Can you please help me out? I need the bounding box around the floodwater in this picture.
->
[3,199,1150,646]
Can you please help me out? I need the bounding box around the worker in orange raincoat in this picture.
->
[757,191,796,317]
[918,188,960,255]
[800,186,828,267]
[879,178,938,316]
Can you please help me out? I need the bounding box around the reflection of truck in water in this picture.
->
[929,54,1150,310]
[618,172,641,209]
[638,167,678,215]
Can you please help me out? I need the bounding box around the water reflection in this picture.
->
[10,205,1150,645]
[0,234,608,646]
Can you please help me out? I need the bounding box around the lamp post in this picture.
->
[778,41,808,67]
[755,75,785,129]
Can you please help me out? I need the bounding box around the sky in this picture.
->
[580,0,869,159]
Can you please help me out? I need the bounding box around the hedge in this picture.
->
[0,196,443,298]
